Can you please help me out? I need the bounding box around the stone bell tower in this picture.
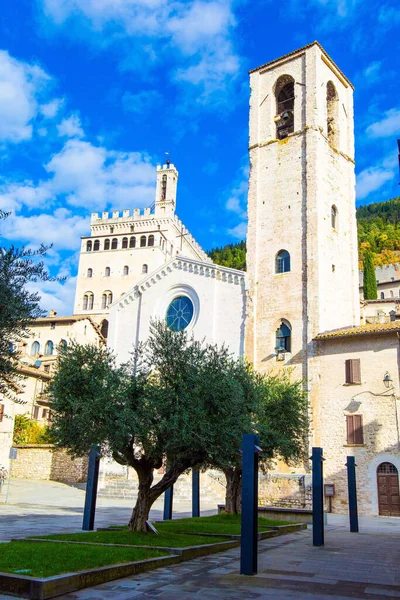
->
[245,42,360,378]
[154,161,178,216]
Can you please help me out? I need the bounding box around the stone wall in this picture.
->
[259,474,312,509]
[11,445,88,483]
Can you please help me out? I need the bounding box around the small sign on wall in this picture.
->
[324,483,335,497]
[9,448,17,460]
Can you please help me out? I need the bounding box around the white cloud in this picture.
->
[27,276,78,315]
[40,0,241,106]
[57,113,85,138]
[0,139,156,214]
[40,98,64,118]
[0,50,51,143]
[366,108,400,138]
[362,61,381,82]
[1,208,89,250]
[122,90,162,114]
[227,222,247,239]
[356,154,397,200]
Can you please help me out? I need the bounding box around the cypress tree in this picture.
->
[363,249,378,299]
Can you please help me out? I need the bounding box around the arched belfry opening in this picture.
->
[275,75,295,140]
[327,81,339,148]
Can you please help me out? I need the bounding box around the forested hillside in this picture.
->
[357,197,400,267]
[208,197,400,270]
[207,241,246,271]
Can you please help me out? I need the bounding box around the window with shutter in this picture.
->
[345,359,361,384]
[346,415,364,445]
[33,406,40,420]
[0,403,4,422]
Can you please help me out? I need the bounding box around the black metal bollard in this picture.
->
[346,456,359,533]
[82,445,101,531]
[163,486,173,520]
[240,433,260,575]
[192,469,200,518]
[311,447,325,546]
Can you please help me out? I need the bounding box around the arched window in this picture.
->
[381,292,385,299]
[100,319,109,338]
[59,339,67,349]
[129,236,136,248]
[93,239,100,251]
[122,237,128,249]
[111,238,118,250]
[275,250,290,274]
[102,292,113,309]
[105,266,110,277]
[142,264,148,274]
[104,238,110,250]
[161,174,167,201]
[86,241,92,252]
[31,341,40,356]
[276,321,291,353]
[83,292,94,310]
[44,341,54,355]
[140,235,146,247]
[275,75,295,140]
[123,265,129,276]
[327,81,339,148]
[331,205,338,229]
[87,268,93,278]
[148,234,155,247]
[88,294,94,309]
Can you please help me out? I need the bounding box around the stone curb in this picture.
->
[1,524,306,598]
[0,555,180,600]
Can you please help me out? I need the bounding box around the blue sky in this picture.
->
[0,0,399,314]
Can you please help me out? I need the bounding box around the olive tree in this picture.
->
[49,321,250,531]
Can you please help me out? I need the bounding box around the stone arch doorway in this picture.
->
[377,462,400,516]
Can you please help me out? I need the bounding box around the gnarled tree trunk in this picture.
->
[128,458,200,531]
[224,467,242,514]
[128,464,154,531]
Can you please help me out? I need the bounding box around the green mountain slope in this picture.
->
[207,197,400,270]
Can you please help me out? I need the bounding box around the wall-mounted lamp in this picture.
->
[383,372,393,389]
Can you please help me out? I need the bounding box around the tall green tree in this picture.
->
[0,210,58,398]
[49,322,252,531]
[210,368,308,513]
[363,249,378,299]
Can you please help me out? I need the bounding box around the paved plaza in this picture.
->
[1,479,400,599]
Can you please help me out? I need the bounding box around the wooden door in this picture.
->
[377,462,400,516]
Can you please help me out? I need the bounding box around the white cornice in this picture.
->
[114,256,246,311]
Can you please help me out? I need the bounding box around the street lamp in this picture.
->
[383,372,393,389]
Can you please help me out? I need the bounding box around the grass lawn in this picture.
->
[32,530,227,548]
[154,513,292,535]
[0,541,167,578]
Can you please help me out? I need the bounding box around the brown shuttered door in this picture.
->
[377,463,400,517]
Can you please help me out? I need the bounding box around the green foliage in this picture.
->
[0,541,166,577]
[0,211,62,399]
[207,241,246,270]
[357,197,400,266]
[363,249,378,300]
[12,414,54,445]
[154,514,291,534]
